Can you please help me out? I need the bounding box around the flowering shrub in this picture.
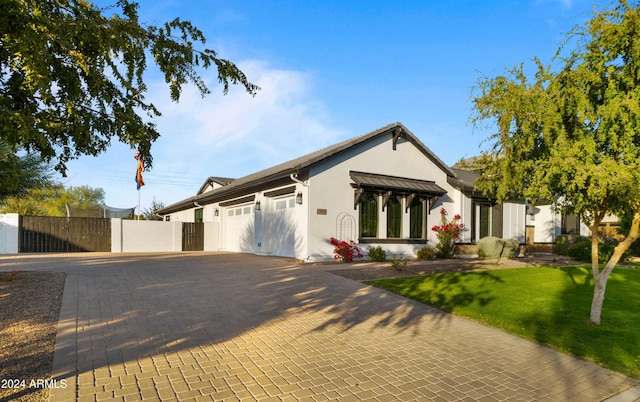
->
[431,208,464,258]
[330,237,363,262]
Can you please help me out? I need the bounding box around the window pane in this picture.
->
[410,200,424,238]
[386,196,401,238]
[479,204,490,239]
[360,192,378,238]
[194,208,203,223]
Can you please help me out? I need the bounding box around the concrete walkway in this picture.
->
[4,253,640,401]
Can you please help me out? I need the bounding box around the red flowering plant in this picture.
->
[431,208,464,258]
[330,237,363,262]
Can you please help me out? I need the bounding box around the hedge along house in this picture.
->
[156,122,588,261]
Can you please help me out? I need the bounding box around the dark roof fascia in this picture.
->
[158,122,456,214]
[197,176,236,195]
[157,195,198,215]
[195,173,296,206]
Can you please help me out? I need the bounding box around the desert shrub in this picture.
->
[367,246,387,262]
[416,246,435,260]
[477,237,505,258]
[477,237,518,259]
[390,256,407,271]
[502,239,520,258]
[567,241,629,263]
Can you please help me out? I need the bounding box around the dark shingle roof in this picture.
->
[157,122,456,215]
[197,177,236,195]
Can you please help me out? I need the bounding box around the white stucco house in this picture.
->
[157,122,588,261]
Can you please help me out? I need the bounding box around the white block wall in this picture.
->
[0,214,19,254]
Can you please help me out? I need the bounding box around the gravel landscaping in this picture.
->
[0,271,66,402]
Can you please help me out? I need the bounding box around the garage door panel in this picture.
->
[224,205,255,253]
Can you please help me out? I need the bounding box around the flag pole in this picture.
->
[134,149,145,220]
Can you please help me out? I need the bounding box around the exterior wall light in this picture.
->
[255,201,261,211]
[214,208,219,217]
[296,192,303,205]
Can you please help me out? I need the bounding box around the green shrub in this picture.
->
[367,246,387,262]
[567,241,629,263]
[390,256,408,271]
[416,246,435,260]
[556,235,590,256]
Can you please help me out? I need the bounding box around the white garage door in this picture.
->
[224,204,255,253]
[266,197,296,257]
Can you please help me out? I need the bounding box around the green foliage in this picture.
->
[556,235,591,256]
[0,0,259,175]
[416,246,435,260]
[141,198,166,220]
[0,184,105,216]
[477,237,519,259]
[367,246,387,262]
[470,1,640,322]
[0,140,55,201]
[390,256,407,271]
[369,266,640,378]
[567,241,629,264]
[471,0,640,252]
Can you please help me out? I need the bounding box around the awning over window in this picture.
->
[350,171,447,196]
[350,171,447,210]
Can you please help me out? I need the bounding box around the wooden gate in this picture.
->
[19,216,111,252]
[182,222,204,251]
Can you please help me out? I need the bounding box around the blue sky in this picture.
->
[63,0,613,212]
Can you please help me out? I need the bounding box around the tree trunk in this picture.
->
[589,211,640,324]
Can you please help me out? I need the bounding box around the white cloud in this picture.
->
[63,59,349,209]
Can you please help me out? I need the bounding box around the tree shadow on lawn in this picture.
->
[523,266,640,379]
[366,270,503,315]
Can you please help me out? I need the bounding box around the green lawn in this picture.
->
[368,266,640,378]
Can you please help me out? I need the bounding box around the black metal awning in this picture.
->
[350,171,447,210]
[350,171,446,195]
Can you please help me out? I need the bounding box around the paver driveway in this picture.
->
[5,252,640,401]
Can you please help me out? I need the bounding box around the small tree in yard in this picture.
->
[471,0,640,324]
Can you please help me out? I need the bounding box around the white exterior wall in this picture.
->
[0,214,19,254]
[203,221,219,251]
[528,205,559,243]
[112,219,182,252]
[169,208,195,222]
[503,201,526,243]
[305,135,459,262]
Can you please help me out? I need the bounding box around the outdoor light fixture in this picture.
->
[255,201,261,211]
[214,208,219,217]
[296,192,303,205]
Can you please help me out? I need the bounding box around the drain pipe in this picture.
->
[290,173,308,187]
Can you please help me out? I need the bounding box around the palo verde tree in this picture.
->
[471,0,640,324]
[1,0,259,175]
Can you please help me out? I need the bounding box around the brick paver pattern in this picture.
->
[4,253,638,401]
